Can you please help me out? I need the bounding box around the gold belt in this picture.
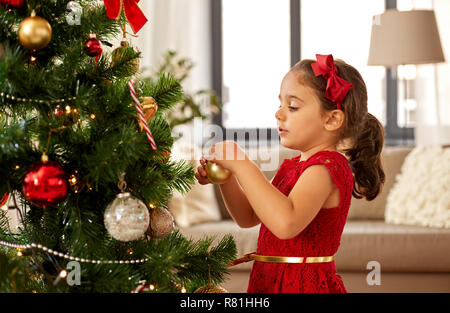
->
[228,252,334,267]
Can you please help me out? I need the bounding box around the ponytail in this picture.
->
[291,58,386,201]
[343,113,385,201]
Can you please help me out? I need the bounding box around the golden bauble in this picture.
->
[111,41,140,75]
[205,161,232,184]
[0,43,5,59]
[18,10,52,51]
[194,285,229,293]
[150,207,175,238]
[137,97,158,132]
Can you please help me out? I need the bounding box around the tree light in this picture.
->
[59,270,68,278]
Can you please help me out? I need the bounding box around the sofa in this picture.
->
[177,145,450,293]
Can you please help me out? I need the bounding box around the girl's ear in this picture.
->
[324,109,345,131]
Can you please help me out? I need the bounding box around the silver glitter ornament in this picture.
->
[104,192,150,242]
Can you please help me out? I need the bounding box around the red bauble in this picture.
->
[22,160,69,208]
[84,35,103,58]
[0,0,25,8]
[0,193,8,207]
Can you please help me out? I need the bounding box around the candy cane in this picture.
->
[128,80,157,151]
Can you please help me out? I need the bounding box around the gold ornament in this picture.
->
[111,40,140,75]
[150,207,175,238]
[194,285,229,293]
[18,10,52,51]
[137,97,158,132]
[0,43,5,59]
[205,161,232,184]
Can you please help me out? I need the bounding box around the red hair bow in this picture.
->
[311,54,353,110]
[103,0,148,34]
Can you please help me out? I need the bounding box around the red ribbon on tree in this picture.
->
[311,54,353,110]
[103,0,148,34]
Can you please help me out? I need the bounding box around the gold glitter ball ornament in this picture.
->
[150,207,175,238]
[0,43,5,59]
[194,285,229,293]
[111,40,140,75]
[18,10,52,51]
[205,161,232,184]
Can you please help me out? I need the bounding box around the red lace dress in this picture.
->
[247,150,354,293]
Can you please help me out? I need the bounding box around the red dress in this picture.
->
[247,150,353,293]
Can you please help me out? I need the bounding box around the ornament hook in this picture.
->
[118,173,127,192]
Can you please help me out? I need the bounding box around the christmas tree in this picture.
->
[0,0,236,293]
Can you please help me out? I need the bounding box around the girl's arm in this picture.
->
[207,141,335,240]
[234,160,335,239]
[197,157,259,228]
[218,175,260,228]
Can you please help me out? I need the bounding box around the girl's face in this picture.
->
[275,71,329,151]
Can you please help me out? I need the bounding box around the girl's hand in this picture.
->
[194,156,213,185]
[206,141,248,173]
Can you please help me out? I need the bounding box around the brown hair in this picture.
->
[291,58,385,201]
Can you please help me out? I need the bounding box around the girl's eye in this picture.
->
[288,106,298,111]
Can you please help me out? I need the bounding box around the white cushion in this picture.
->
[385,145,450,228]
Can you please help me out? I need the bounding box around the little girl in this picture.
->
[195,54,385,293]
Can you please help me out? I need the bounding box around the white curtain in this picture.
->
[414,0,450,145]
[134,0,212,94]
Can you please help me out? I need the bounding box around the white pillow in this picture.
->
[385,145,450,228]
[168,141,222,227]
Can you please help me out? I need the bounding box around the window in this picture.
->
[211,0,415,145]
[222,0,290,129]
[301,0,386,125]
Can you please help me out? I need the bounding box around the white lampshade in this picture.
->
[368,9,445,66]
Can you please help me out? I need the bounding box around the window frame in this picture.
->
[210,0,414,146]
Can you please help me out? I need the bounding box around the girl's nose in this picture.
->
[275,107,285,121]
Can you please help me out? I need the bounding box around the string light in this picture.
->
[90,114,96,119]
[0,92,79,104]
[59,270,67,278]
[69,175,77,185]
[181,287,187,293]
[0,240,149,264]
[17,250,22,257]
[1,204,8,212]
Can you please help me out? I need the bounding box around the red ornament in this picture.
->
[0,193,8,207]
[0,0,25,8]
[84,34,103,64]
[22,158,69,208]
